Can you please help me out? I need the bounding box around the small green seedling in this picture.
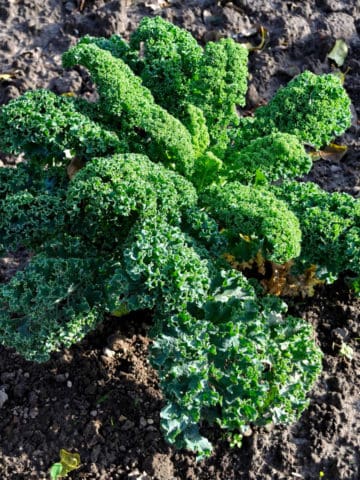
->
[339,342,354,360]
[49,449,80,479]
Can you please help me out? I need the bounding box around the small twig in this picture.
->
[78,0,86,12]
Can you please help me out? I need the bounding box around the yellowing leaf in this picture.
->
[245,26,268,51]
[263,263,324,298]
[111,303,129,317]
[0,73,14,81]
[310,143,348,163]
[239,233,252,243]
[327,39,348,67]
[59,449,80,473]
[49,450,80,479]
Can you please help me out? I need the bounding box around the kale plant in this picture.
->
[0,15,355,457]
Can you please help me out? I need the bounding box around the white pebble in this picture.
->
[103,347,115,358]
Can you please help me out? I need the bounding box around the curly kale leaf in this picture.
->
[129,16,203,117]
[181,206,226,255]
[66,153,197,248]
[0,90,126,166]
[0,163,32,198]
[107,215,211,314]
[345,227,360,278]
[232,71,351,149]
[0,254,109,362]
[75,34,141,73]
[272,180,360,280]
[151,309,217,458]
[151,271,322,457]
[62,43,196,177]
[189,38,248,157]
[0,190,66,252]
[225,132,312,184]
[0,164,68,252]
[202,182,302,264]
[180,103,211,158]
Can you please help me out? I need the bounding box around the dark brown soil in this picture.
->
[0,1,359,479]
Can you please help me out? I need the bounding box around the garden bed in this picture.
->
[0,1,359,479]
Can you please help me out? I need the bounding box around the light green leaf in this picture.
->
[49,463,64,479]
[327,39,348,67]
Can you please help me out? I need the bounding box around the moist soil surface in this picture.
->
[0,1,359,479]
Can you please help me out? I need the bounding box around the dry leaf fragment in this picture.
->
[0,74,13,81]
[145,0,169,11]
[263,263,324,298]
[0,71,19,81]
[78,0,86,11]
[310,143,348,163]
[244,26,268,51]
[261,261,293,296]
[327,39,348,67]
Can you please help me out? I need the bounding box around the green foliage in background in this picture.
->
[0,15,355,457]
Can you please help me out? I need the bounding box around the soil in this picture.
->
[0,1,359,479]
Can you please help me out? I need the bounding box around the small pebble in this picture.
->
[121,419,135,431]
[55,374,67,383]
[29,408,39,419]
[90,410,98,417]
[107,333,128,352]
[332,327,349,341]
[64,1,76,12]
[66,380,72,388]
[264,423,274,432]
[128,470,151,480]
[0,389,8,408]
[103,347,115,358]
